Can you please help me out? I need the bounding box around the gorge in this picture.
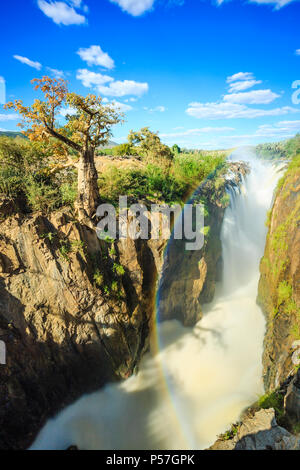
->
[0,147,299,450]
[29,150,294,450]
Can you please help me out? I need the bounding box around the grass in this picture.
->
[0,134,227,215]
[98,153,226,206]
[219,423,240,441]
[256,390,285,421]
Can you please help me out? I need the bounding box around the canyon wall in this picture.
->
[258,159,300,391]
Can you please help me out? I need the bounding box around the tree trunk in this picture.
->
[76,148,100,222]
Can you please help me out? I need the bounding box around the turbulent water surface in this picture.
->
[31,150,283,450]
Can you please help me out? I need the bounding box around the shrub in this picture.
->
[113,263,125,276]
[112,143,133,156]
[93,269,104,287]
[60,181,77,206]
[277,281,293,306]
[25,177,60,212]
[257,390,285,420]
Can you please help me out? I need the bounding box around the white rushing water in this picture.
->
[31,150,283,450]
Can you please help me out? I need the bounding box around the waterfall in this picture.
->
[31,151,283,450]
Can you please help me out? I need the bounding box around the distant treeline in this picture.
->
[256,134,300,160]
[0,130,25,139]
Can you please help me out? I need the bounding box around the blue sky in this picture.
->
[1,0,300,149]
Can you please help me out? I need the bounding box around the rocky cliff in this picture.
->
[258,158,300,391]
[0,208,161,449]
[210,408,300,450]
[0,161,247,449]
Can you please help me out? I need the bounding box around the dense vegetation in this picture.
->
[0,130,226,214]
[256,134,300,160]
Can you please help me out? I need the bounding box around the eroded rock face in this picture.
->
[0,211,159,449]
[258,162,300,390]
[210,409,300,450]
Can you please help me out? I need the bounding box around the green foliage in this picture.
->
[59,181,77,206]
[58,238,86,262]
[219,423,240,441]
[96,147,114,156]
[25,177,61,213]
[291,323,300,340]
[41,231,57,243]
[292,422,300,435]
[172,144,181,155]
[70,239,86,256]
[0,130,226,216]
[93,269,104,287]
[111,280,119,293]
[265,209,272,228]
[113,263,125,276]
[220,193,230,208]
[256,134,300,161]
[0,167,24,198]
[128,127,173,163]
[112,143,134,156]
[98,149,226,207]
[0,135,78,212]
[277,281,293,306]
[59,241,71,261]
[257,390,285,421]
[202,226,210,237]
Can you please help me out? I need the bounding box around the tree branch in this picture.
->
[44,121,82,153]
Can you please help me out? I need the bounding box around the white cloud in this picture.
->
[226,72,263,93]
[145,105,166,112]
[108,0,298,17]
[77,45,115,69]
[254,120,300,137]
[217,0,297,9]
[97,79,149,97]
[296,49,300,55]
[69,0,82,6]
[224,89,280,105]
[0,114,19,122]
[160,127,235,139]
[37,0,87,25]
[124,97,137,102]
[188,73,295,120]
[248,0,297,9]
[13,55,42,70]
[46,67,65,78]
[109,0,155,16]
[154,105,166,112]
[109,100,133,112]
[186,102,297,119]
[76,69,149,97]
[161,120,300,150]
[76,69,114,87]
[227,72,255,83]
[228,79,262,93]
[277,120,300,130]
[59,107,77,117]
